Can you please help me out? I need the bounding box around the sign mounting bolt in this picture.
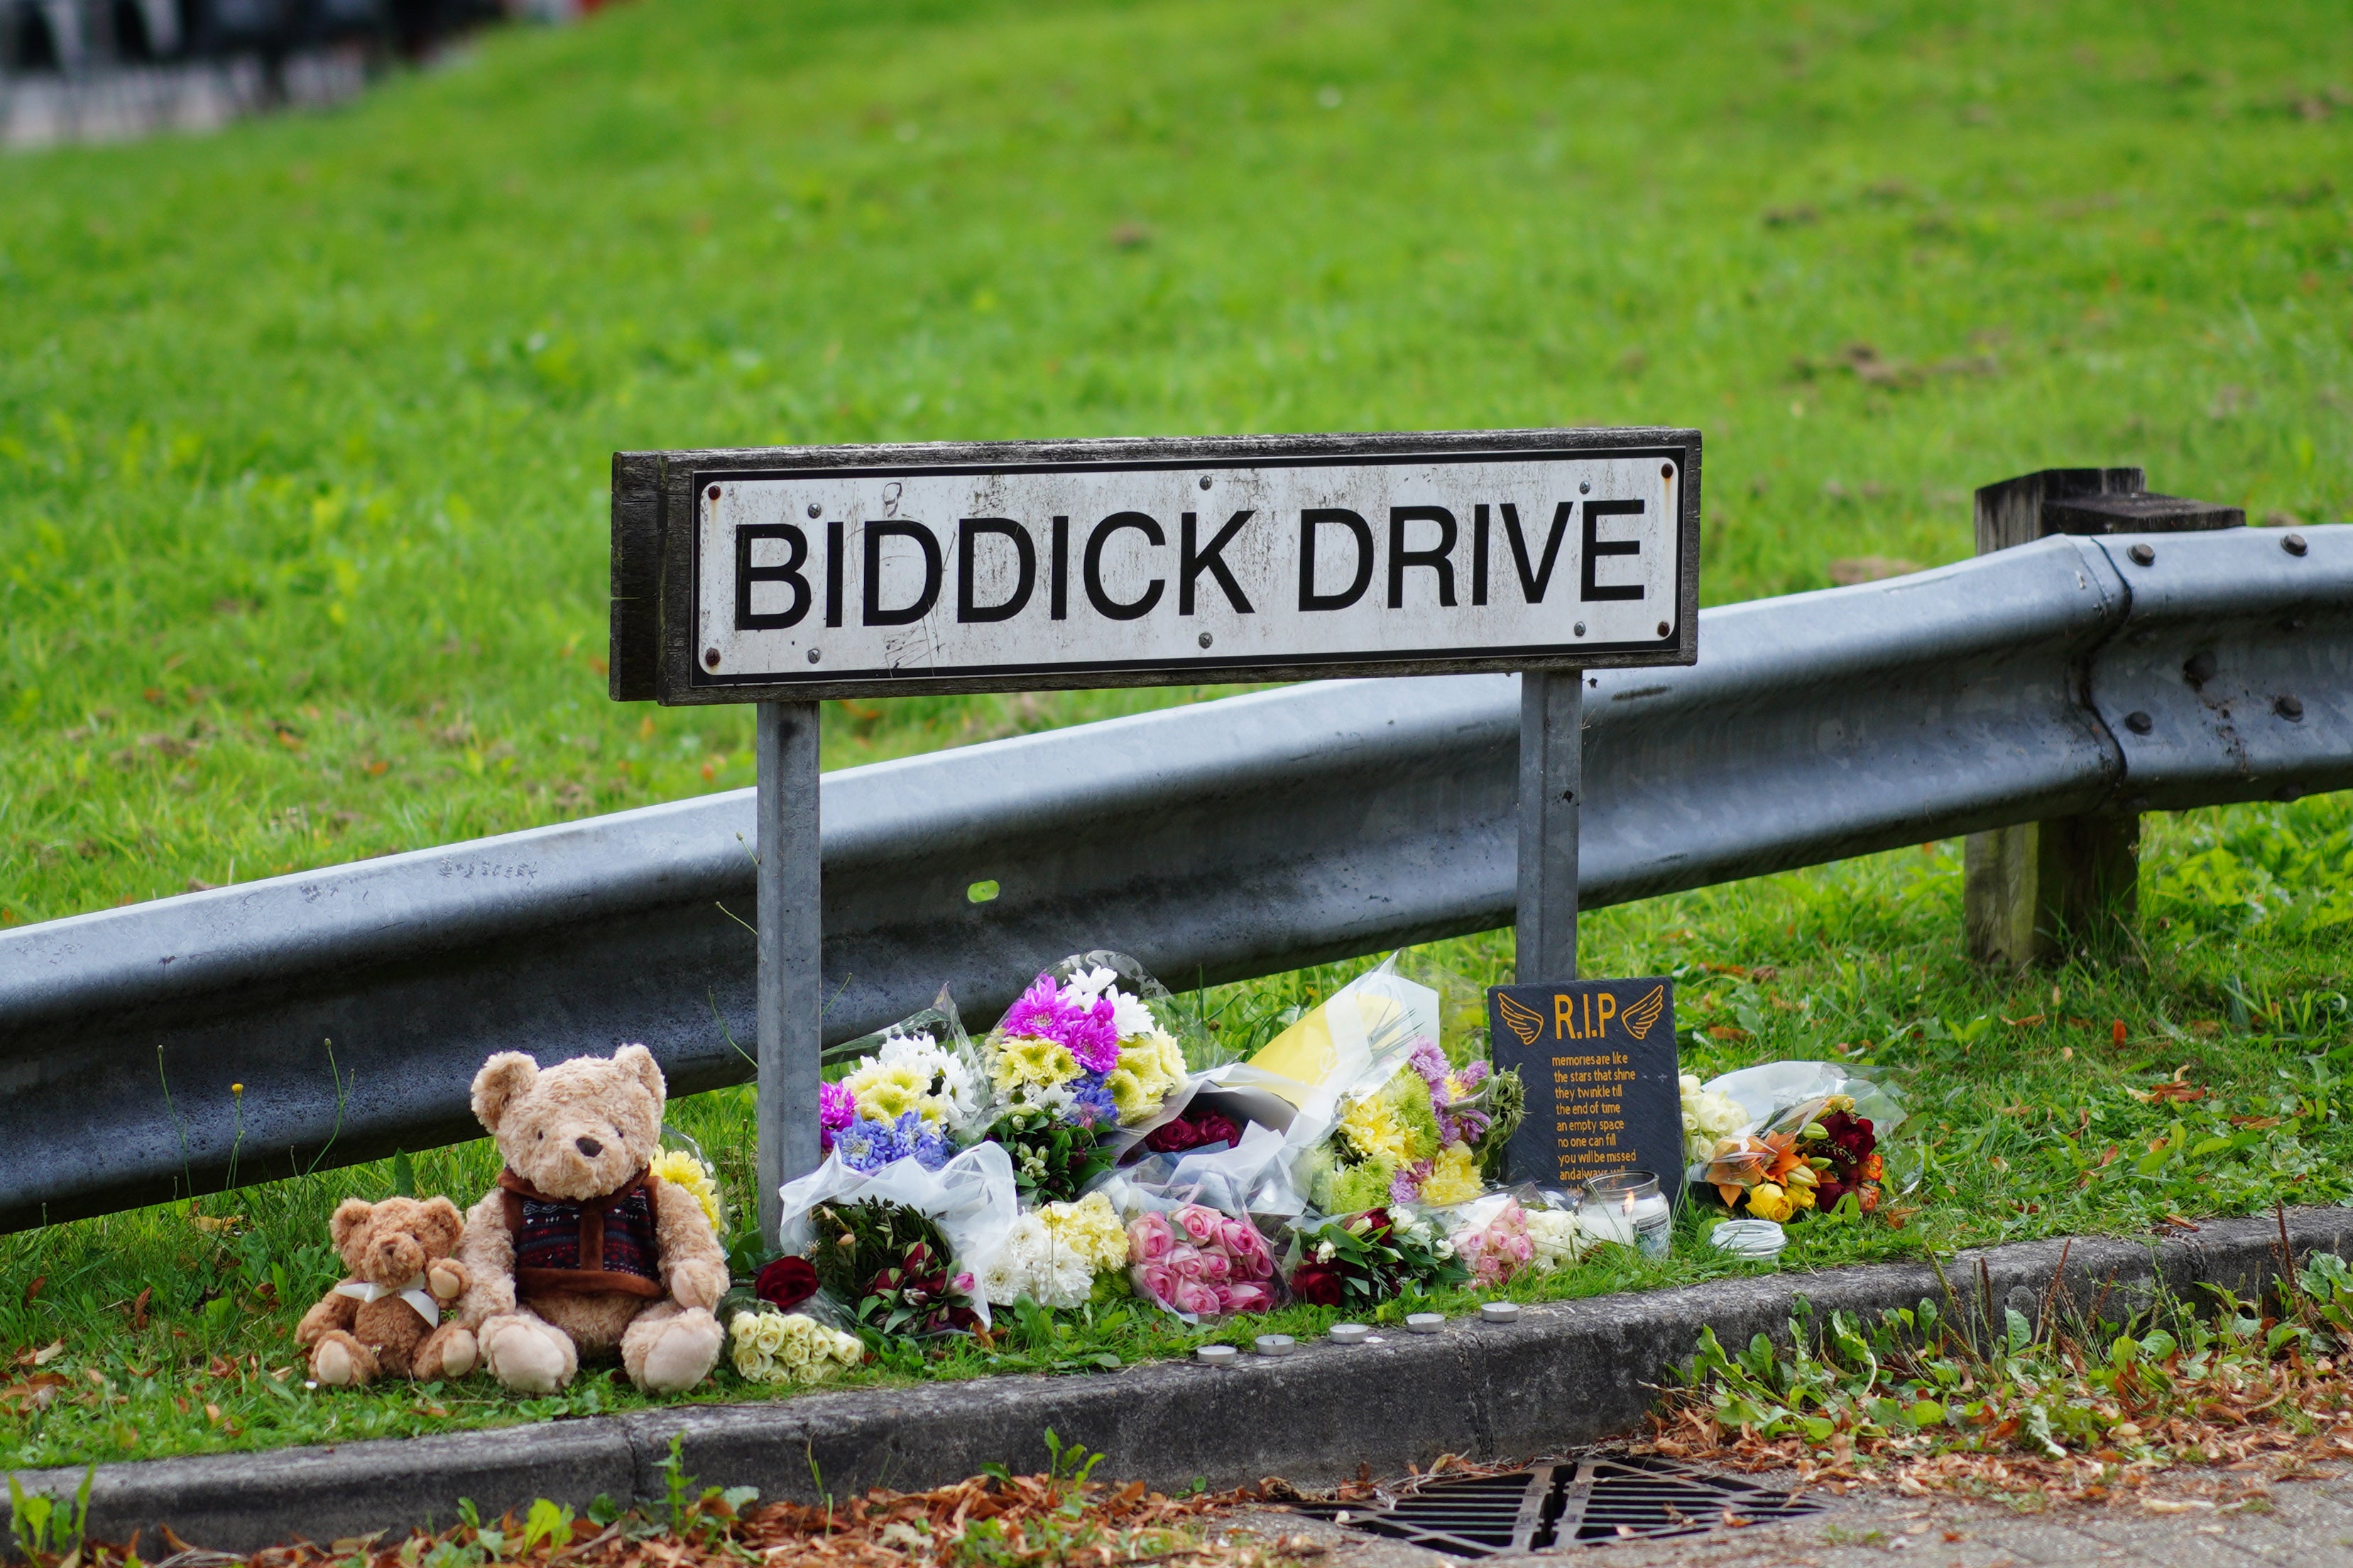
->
[807,649,821,664]
[1578,481,1590,495]
[2283,532,2308,557]
[808,503,822,518]
[704,647,721,669]
[2128,542,2156,566]
[1199,476,1213,490]
[1656,621,1671,637]
[1199,632,1213,648]
[707,485,721,501]
[1661,464,1674,479]
[1573,621,1587,636]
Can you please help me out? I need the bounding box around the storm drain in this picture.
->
[1289,1456,1822,1553]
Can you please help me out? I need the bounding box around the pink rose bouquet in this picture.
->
[1453,1200,1538,1288]
[1126,1203,1278,1319]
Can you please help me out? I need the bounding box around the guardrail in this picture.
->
[4,525,2347,1232]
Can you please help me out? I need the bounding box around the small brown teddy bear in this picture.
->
[295,1195,479,1386]
[448,1044,728,1395]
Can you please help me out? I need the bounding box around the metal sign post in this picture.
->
[611,429,1699,1244]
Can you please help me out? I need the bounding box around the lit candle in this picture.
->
[1582,1170,1673,1259]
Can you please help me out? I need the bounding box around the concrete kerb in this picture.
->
[15,1207,2352,1555]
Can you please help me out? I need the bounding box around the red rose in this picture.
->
[1145,1112,1245,1154]
[1289,1263,1345,1306]
[754,1256,818,1311]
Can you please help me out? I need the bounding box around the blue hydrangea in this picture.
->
[836,1109,952,1173]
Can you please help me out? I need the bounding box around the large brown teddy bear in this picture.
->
[295,1195,479,1385]
[449,1044,728,1395]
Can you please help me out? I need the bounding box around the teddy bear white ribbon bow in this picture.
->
[332,1275,442,1327]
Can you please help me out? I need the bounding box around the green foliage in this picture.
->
[984,1109,1115,1207]
[1677,1270,2351,1464]
[7,1467,92,1558]
[807,1200,979,1339]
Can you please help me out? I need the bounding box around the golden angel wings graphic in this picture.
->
[1620,983,1667,1041]
[1496,991,1546,1047]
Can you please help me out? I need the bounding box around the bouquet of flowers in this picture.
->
[1699,1094,1884,1222]
[807,1197,985,1338]
[1444,1190,1596,1286]
[980,955,1191,1202]
[1295,1039,1518,1212]
[1126,1203,1280,1318]
[1286,1206,1469,1307]
[728,1310,864,1386]
[651,1130,726,1233]
[976,1191,1131,1309]
[1141,1109,1243,1156]
[829,1001,987,1173]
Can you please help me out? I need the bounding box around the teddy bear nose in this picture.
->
[575,1136,603,1157]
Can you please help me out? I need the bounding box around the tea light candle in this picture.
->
[1480,1301,1520,1324]
[1254,1334,1296,1358]
[1405,1312,1446,1334]
[1196,1344,1238,1366]
[1328,1323,1371,1346]
[1583,1170,1674,1259]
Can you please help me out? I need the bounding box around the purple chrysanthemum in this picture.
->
[1407,1038,1449,1090]
[1000,971,1121,1075]
[1390,1159,1434,1205]
[819,1081,857,1153]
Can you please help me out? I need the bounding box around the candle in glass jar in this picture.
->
[1583,1170,1673,1259]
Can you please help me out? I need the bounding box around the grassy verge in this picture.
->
[4,791,2346,1470]
[4,0,2350,922]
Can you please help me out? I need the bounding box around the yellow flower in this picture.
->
[844,1058,929,1121]
[1040,1191,1129,1271]
[1419,1143,1485,1206]
[1340,1093,1411,1166]
[1106,1066,1154,1123]
[993,1034,1080,1095]
[650,1149,724,1232]
[1746,1183,1794,1223]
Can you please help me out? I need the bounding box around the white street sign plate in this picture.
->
[616,429,1699,703]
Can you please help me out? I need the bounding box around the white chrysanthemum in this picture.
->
[983,1210,1106,1309]
[1040,1191,1129,1272]
[1109,989,1157,1041]
[845,1029,984,1132]
[1059,965,1121,1009]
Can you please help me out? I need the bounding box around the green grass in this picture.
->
[4,0,2351,919]
[2,0,2352,1475]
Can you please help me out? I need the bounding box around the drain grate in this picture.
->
[1290,1456,1821,1553]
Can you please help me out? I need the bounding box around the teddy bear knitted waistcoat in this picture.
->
[497,1168,666,1298]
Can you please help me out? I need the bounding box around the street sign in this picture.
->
[1485,977,1683,1199]
[608,428,1701,1240]
[613,429,1700,704]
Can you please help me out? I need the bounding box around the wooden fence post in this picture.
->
[1960,468,2244,967]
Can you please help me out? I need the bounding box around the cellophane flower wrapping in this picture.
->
[1285,1203,1468,1307]
[828,991,988,1173]
[728,1309,864,1386]
[775,1141,1020,1332]
[976,1190,1131,1309]
[1686,1063,1906,1224]
[979,953,1192,1202]
[1295,1036,1514,1212]
[1096,1122,1296,1320]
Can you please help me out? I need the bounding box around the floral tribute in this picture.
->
[1287,1207,1468,1307]
[1679,1074,1749,1165]
[1698,1093,1882,1222]
[981,963,1189,1202]
[728,1310,864,1385]
[1141,1110,1243,1156]
[808,1197,983,1338]
[650,1146,726,1232]
[1297,1041,1519,1213]
[1126,1203,1279,1317]
[978,1191,1132,1309]
[833,1026,984,1173]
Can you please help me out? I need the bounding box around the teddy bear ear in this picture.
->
[418,1195,465,1253]
[613,1043,666,1114]
[471,1052,540,1134]
[329,1197,373,1252]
